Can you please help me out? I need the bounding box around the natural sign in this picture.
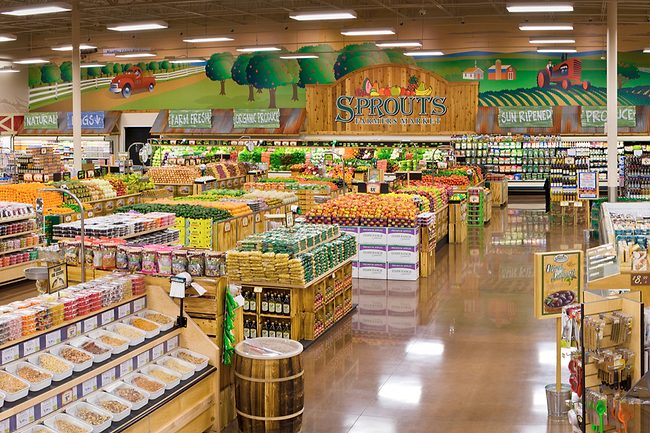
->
[66,111,105,129]
[24,112,58,129]
[581,106,636,127]
[233,109,280,129]
[498,106,553,128]
[168,109,212,129]
[534,250,583,319]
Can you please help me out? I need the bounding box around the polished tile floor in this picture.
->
[228,204,579,433]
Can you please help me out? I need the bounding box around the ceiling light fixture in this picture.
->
[507,3,573,13]
[404,50,444,57]
[115,52,156,58]
[289,10,357,21]
[182,36,234,43]
[519,23,573,31]
[80,64,105,68]
[107,21,168,32]
[0,67,19,73]
[279,54,319,59]
[0,34,16,42]
[537,47,577,53]
[51,44,97,51]
[169,58,206,64]
[236,47,281,52]
[13,59,49,65]
[341,28,395,36]
[376,41,422,48]
[2,2,71,16]
[529,37,575,44]
[644,48,650,53]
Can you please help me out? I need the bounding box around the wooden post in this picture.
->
[556,317,562,392]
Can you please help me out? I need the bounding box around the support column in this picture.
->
[72,0,82,174]
[606,0,618,201]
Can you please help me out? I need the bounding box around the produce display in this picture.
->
[104,173,155,194]
[0,184,63,209]
[147,166,201,184]
[206,161,249,179]
[116,203,232,223]
[0,202,35,219]
[49,179,137,204]
[53,212,176,239]
[396,184,450,210]
[306,194,420,227]
[154,199,251,217]
[244,178,338,192]
[237,224,341,255]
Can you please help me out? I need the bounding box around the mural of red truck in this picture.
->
[109,66,156,98]
[537,57,590,90]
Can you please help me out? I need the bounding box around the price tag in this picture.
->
[61,387,76,405]
[119,360,133,376]
[167,336,179,351]
[40,396,58,417]
[255,214,261,223]
[16,407,35,428]
[224,222,231,232]
[23,338,41,356]
[66,323,80,339]
[137,352,150,367]
[101,369,116,386]
[634,149,643,157]
[253,286,262,293]
[242,216,249,227]
[643,158,650,166]
[82,377,97,396]
[118,304,130,318]
[631,273,650,286]
[45,331,61,348]
[153,344,164,359]
[101,310,115,324]
[560,201,569,207]
[134,298,146,311]
[84,316,98,332]
[574,201,583,207]
[2,346,19,364]
[0,418,9,433]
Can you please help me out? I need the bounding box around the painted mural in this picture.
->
[28,43,650,111]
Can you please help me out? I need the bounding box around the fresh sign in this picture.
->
[581,106,636,127]
[168,109,212,129]
[233,109,280,128]
[66,111,105,129]
[498,107,553,128]
[24,112,58,129]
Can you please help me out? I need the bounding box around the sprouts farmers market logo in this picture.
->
[335,76,447,125]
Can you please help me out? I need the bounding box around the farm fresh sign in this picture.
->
[168,109,212,129]
[335,95,448,125]
[498,106,553,128]
[24,112,58,129]
[581,106,636,127]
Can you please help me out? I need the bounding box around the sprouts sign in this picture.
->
[335,95,448,125]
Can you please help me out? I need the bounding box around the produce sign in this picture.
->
[305,194,419,227]
[233,109,280,129]
[580,106,636,127]
[24,112,58,129]
[498,106,553,128]
[66,111,104,129]
[168,109,212,129]
[534,250,583,320]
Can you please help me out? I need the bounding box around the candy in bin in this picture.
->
[18,309,37,336]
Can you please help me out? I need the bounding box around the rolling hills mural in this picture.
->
[28,44,650,111]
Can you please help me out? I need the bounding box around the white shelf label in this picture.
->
[0,418,9,433]
[119,360,133,376]
[134,298,146,311]
[16,407,34,429]
[118,304,130,318]
[23,338,40,356]
[101,310,115,324]
[167,336,178,351]
[152,344,164,359]
[137,352,150,367]
[40,396,58,417]
[101,369,116,385]
[82,377,97,396]
[45,331,61,348]
[84,316,98,332]
[2,346,19,364]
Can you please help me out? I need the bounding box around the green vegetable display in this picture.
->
[116,203,232,222]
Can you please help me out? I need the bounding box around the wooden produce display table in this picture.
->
[87,193,142,216]
[419,225,436,277]
[434,204,449,243]
[155,176,247,197]
[448,199,468,244]
[489,179,508,207]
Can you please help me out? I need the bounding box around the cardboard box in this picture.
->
[358,227,388,245]
[358,261,388,280]
[358,244,388,262]
[387,262,420,281]
[386,227,420,246]
[340,226,359,241]
[387,245,419,264]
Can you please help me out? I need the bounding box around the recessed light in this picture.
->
[236,47,281,52]
[537,47,577,53]
[182,36,234,43]
[280,55,319,59]
[519,23,573,31]
[169,58,205,64]
[0,34,17,42]
[107,21,168,32]
[51,44,97,51]
[289,10,357,21]
[529,38,575,44]
[13,59,49,65]
[80,64,105,68]
[341,28,395,36]
[507,3,573,13]
[115,52,156,58]
[0,68,18,73]
[2,2,71,16]
[404,50,444,57]
[376,41,422,48]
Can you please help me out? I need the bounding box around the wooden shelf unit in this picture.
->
[0,210,41,285]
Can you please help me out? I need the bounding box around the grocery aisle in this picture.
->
[226,204,579,433]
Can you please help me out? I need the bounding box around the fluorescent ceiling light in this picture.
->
[341,28,395,36]
[537,47,577,53]
[170,58,205,64]
[13,59,49,65]
[280,55,319,59]
[529,37,575,44]
[107,21,168,32]
[0,68,18,73]
[2,2,71,16]
[404,50,444,57]
[376,41,422,48]
[115,52,156,58]
[644,48,650,53]
[80,64,105,68]
[507,3,573,13]
[519,23,573,31]
[0,34,16,42]
[236,47,281,52]
[182,36,234,43]
[289,10,357,21]
[51,44,97,51]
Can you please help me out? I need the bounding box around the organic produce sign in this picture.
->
[24,112,58,129]
[498,106,553,128]
[168,109,212,129]
[534,250,583,320]
[233,109,280,129]
[580,106,636,127]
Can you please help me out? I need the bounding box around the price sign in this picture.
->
[118,304,130,318]
[285,212,294,228]
[137,352,150,367]
[631,273,650,286]
[23,338,41,356]
[119,360,133,376]
[560,201,569,207]
[40,396,58,417]
[84,316,98,332]
[67,323,80,339]
[0,418,9,433]
[134,298,146,311]
[16,407,34,429]
[153,344,164,359]
[1,346,18,365]
[367,183,381,194]
[82,377,97,396]
[642,158,650,166]
[45,331,61,348]
[101,310,115,324]
[101,369,116,385]
[167,336,179,351]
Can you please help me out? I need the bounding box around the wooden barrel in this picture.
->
[234,337,304,433]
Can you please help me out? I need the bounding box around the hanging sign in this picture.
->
[498,106,553,128]
[168,109,212,129]
[233,109,280,129]
[66,112,104,129]
[581,106,636,127]
[534,250,583,319]
[24,112,58,129]
[577,171,599,199]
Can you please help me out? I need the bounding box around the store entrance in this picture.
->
[125,126,151,165]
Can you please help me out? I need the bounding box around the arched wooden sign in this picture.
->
[305,64,478,135]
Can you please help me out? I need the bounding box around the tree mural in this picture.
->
[618,63,640,88]
[296,44,337,86]
[385,49,416,66]
[147,61,160,73]
[60,61,72,82]
[41,64,62,85]
[86,66,102,78]
[160,60,170,72]
[205,52,234,95]
[284,57,300,101]
[137,62,147,71]
[113,63,123,74]
[333,43,390,80]
[28,66,41,88]
[247,53,291,108]
[231,54,256,102]
[101,63,114,76]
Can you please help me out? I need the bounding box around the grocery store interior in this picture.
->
[0,1,649,433]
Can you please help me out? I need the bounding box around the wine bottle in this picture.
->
[268,293,276,314]
[261,293,268,313]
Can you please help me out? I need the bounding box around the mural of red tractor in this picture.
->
[537,57,590,90]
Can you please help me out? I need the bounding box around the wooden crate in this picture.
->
[213,219,237,251]
[434,204,449,242]
[449,200,467,224]
[449,221,468,244]
[419,248,435,277]
[238,215,254,239]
